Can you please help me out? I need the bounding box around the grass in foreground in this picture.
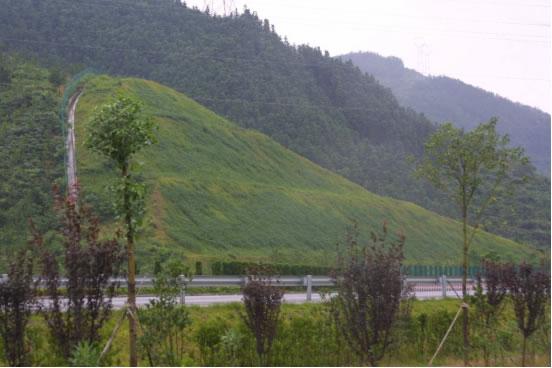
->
[12,298,550,366]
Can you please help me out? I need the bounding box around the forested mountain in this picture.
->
[0,0,548,249]
[74,74,537,267]
[0,54,64,252]
[340,51,551,175]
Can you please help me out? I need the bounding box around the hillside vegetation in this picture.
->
[340,51,551,175]
[340,52,551,248]
[73,75,537,267]
[0,53,64,253]
[0,0,547,250]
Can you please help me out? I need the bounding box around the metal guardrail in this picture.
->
[1,274,475,303]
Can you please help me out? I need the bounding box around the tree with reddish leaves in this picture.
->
[473,259,511,365]
[241,266,283,366]
[505,262,550,367]
[331,222,409,366]
[0,246,37,366]
[37,190,124,360]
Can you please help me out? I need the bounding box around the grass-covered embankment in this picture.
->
[75,75,539,268]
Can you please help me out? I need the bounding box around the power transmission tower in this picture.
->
[415,41,431,76]
[203,0,235,15]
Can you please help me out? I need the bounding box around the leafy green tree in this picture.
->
[138,271,191,366]
[416,118,528,365]
[86,95,156,366]
[48,67,65,86]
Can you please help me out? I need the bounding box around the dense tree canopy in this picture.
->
[341,51,551,175]
[0,53,64,254]
[0,0,548,248]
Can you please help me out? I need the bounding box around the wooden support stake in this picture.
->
[127,306,155,366]
[428,303,468,366]
[98,305,128,366]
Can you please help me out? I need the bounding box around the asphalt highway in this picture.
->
[62,289,465,309]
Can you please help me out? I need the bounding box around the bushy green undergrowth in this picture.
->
[0,53,64,258]
[2,299,548,366]
[74,76,537,270]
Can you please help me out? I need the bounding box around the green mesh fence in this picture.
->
[402,265,481,277]
[58,68,95,189]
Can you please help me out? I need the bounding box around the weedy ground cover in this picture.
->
[2,298,548,366]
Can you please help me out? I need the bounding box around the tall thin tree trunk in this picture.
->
[521,335,527,367]
[462,206,469,366]
[123,164,138,367]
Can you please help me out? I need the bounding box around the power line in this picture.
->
[278,0,551,10]
[419,0,550,8]
[442,73,551,82]
[0,36,355,68]
[0,81,378,113]
[259,1,551,27]
[268,18,549,42]
[12,0,551,41]
[1,37,550,84]
[2,80,548,115]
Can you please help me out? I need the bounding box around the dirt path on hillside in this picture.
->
[66,89,83,202]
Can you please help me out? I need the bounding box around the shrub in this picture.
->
[194,318,228,365]
[472,259,510,365]
[331,222,409,366]
[270,306,353,366]
[69,342,101,367]
[211,261,332,276]
[138,272,191,366]
[0,246,37,366]
[242,267,283,366]
[38,192,123,359]
[219,327,246,366]
[195,261,203,276]
[506,262,550,366]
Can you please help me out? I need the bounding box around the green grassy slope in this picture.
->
[75,75,538,267]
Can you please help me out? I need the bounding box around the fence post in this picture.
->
[441,274,447,298]
[305,275,312,302]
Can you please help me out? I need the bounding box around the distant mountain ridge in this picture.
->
[339,51,551,175]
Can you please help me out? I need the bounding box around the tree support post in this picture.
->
[179,275,186,305]
[305,275,312,302]
[441,274,447,298]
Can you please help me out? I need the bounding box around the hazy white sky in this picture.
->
[187,0,551,113]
